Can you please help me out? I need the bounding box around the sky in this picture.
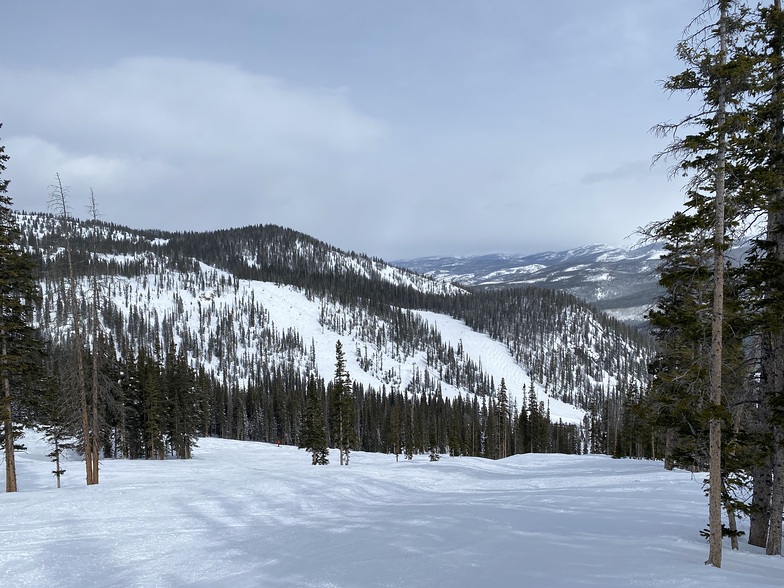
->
[2,1,702,260]
[5,432,784,587]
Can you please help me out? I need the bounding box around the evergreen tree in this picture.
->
[141,345,165,460]
[38,371,75,488]
[331,341,355,465]
[390,391,402,461]
[738,0,784,554]
[0,125,43,492]
[652,0,753,566]
[300,375,328,464]
[404,391,415,460]
[497,378,509,459]
[646,211,715,471]
[163,343,200,459]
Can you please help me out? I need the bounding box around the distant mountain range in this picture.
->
[395,243,664,327]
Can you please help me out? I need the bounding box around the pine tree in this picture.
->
[38,370,75,488]
[0,125,43,492]
[300,375,328,464]
[738,0,784,554]
[390,391,402,461]
[646,211,715,471]
[652,0,753,566]
[163,343,200,459]
[404,391,415,460]
[498,378,509,459]
[331,341,355,465]
[140,345,165,459]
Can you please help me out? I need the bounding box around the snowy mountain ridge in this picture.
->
[395,243,665,326]
[19,211,653,427]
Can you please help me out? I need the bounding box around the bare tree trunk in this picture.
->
[664,428,675,471]
[339,411,344,466]
[725,500,739,551]
[767,430,784,555]
[89,191,101,484]
[720,476,740,550]
[765,269,784,555]
[50,174,93,485]
[3,339,17,493]
[54,437,62,489]
[749,462,772,547]
[90,329,100,482]
[706,2,728,568]
[651,431,656,462]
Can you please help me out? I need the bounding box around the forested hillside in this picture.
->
[6,209,655,487]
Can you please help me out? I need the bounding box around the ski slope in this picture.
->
[2,432,783,587]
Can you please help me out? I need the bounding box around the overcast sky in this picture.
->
[2,1,700,260]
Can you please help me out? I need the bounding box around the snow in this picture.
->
[585,271,611,282]
[606,305,653,324]
[414,311,584,424]
[482,264,548,281]
[3,432,783,587]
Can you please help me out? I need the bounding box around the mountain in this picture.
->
[16,211,654,455]
[394,243,664,327]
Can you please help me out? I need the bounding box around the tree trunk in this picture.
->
[91,335,100,482]
[706,1,728,568]
[664,428,675,471]
[339,410,344,466]
[90,193,101,483]
[749,461,772,547]
[3,341,17,492]
[767,431,784,555]
[51,174,93,485]
[720,475,740,550]
[54,437,62,489]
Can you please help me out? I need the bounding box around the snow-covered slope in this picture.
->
[3,431,783,587]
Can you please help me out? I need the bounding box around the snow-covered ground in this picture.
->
[3,433,783,587]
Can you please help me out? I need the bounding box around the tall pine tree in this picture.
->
[652,1,753,566]
[300,374,329,464]
[0,124,43,492]
[331,341,355,466]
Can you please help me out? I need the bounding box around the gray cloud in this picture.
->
[1,1,699,260]
[2,58,386,235]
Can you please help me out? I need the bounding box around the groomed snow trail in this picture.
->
[2,434,783,587]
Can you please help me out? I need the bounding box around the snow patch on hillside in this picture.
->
[415,311,583,424]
